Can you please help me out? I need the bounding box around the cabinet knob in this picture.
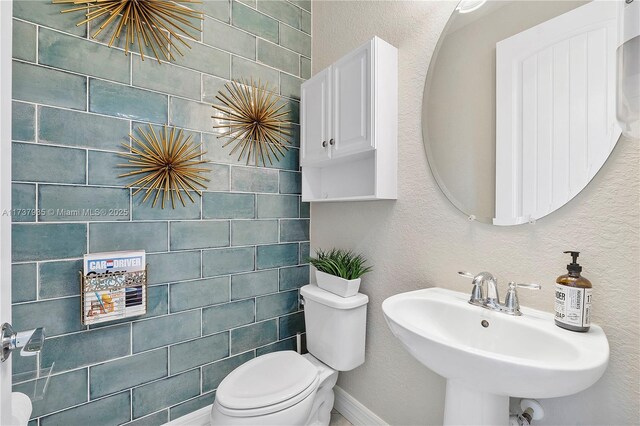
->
[329,139,335,146]
[322,141,327,147]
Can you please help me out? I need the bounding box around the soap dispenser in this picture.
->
[554,251,592,332]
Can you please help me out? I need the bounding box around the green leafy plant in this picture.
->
[308,249,373,280]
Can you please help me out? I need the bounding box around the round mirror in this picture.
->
[423,0,623,225]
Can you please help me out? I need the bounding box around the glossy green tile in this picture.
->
[12,19,36,62]
[231,269,278,299]
[300,57,311,79]
[132,311,201,353]
[202,74,229,103]
[237,0,256,6]
[210,164,233,191]
[283,124,301,148]
[300,9,311,34]
[279,24,311,57]
[170,277,230,312]
[170,97,217,133]
[90,79,167,123]
[13,61,86,110]
[202,247,254,277]
[202,299,254,335]
[256,290,298,321]
[40,392,131,426]
[13,143,86,184]
[283,98,300,123]
[231,167,278,193]
[231,220,278,245]
[132,194,201,220]
[90,349,168,399]
[133,57,201,100]
[12,183,36,223]
[42,324,131,371]
[299,242,310,263]
[300,201,310,218]
[132,369,200,419]
[38,185,129,222]
[12,262,36,303]
[39,106,130,150]
[12,101,35,142]
[256,336,296,356]
[203,192,255,219]
[203,17,256,60]
[203,0,230,21]
[39,28,129,83]
[170,332,229,374]
[289,0,310,12]
[87,151,133,187]
[279,264,309,291]
[281,73,303,100]
[89,222,168,254]
[170,392,216,421]
[232,56,279,90]
[257,39,299,75]
[279,171,301,194]
[280,219,309,242]
[232,1,278,43]
[256,243,299,269]
[257,0,299,28]
[14,0,87,36]
[202,351,254,392]
[14,369,87,419]
[12,348,37,381]
[202,134,252,165]
[172,40,231,79]
[12,223,87,262]
[268,146,299,171]
[170,221,229,250]
[124,410,168,426]
[230,319,277,355]
[279,311,305,339]
[147,251,201,285]
[257,194,299,218]
[39,259,83,299]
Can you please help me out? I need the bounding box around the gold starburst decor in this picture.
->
[52,0,203,63]
[118,125,210,209]
[212,79,291,167]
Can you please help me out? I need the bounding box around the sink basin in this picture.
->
[382,288,609,425]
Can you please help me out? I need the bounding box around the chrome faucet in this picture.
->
[1,323,46,362]
[458,271,540,316]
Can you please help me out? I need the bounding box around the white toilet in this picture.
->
[210,284,369,426]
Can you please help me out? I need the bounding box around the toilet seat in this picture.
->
[215,351,320,417]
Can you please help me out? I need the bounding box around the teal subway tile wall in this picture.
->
[10,0,310,423]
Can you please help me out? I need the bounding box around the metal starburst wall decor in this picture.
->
[212,79,291,167]
[118,125,210,209]
[52,0,203,63]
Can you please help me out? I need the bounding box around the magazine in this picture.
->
[83,250,146,325]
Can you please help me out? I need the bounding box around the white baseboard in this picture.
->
[165,405,211,426]
[333,386,388,426]
[163,386,388,426]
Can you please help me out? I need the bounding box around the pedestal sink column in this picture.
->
[443,380,509,426]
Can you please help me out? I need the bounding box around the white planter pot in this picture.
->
[315,271,361,297]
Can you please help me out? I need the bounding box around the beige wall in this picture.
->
[311,1,639,425]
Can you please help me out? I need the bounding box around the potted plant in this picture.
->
[307,249,373,297]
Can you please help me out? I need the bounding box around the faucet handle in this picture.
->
[458,271,484,303]
[503,282,541,315]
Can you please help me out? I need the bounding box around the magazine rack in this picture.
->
[79,268,148,325]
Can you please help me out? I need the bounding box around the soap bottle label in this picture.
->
[555,284,592,328]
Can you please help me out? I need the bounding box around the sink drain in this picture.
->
[481,320,489,328]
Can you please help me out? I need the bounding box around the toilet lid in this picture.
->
[216,351,318,411]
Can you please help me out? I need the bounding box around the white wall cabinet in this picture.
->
[301,36,397,202]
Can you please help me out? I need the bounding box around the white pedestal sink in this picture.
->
[382,288,609,425]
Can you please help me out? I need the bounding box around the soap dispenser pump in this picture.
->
[554,251,592,332]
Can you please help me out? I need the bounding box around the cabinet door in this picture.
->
[301,68,331,165]
[331,41,373,159]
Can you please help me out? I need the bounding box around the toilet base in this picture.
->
[303,354,339,426]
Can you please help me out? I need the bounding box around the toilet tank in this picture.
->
[300,284,369,371]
